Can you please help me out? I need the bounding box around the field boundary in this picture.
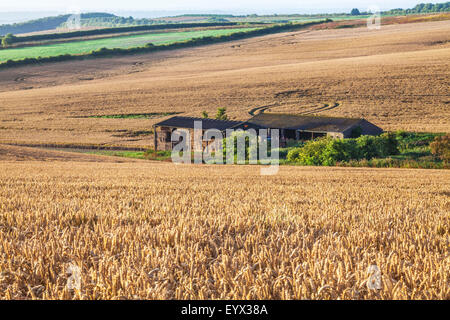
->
[2,142,149,152]
[6,22,245,44]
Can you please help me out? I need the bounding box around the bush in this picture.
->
[378,132,399,156]
[356,133,399,159]
[286,148,302,163]
[322,138,359,165]
[356,135,378,159]
[286,138,330,165]
[286,134,400,166]
[395,131,442,151]
[215,107,228,120]
[1,33,16,47]
[430,134,450,162]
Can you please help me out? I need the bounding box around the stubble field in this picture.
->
[0,161,448,299]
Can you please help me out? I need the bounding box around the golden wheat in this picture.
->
[0,161,448,300]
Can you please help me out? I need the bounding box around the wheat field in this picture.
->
[0,160,448,300]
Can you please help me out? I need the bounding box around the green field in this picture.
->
[0,27,257,62]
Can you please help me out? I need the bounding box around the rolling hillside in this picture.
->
[0,20,448,149]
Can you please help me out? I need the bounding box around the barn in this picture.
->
[153,116,242,151]
[153,113,383,151]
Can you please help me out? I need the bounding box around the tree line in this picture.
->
[384,2,449,15]
[350,2,450,16]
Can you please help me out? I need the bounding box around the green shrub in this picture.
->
[378,132,399,156]
[356,135,378,159]
[286,148,301,163]
[287,134,400,166]
[215,107,228,120]
[355,133,399,159]
[396,131,443,151]
[430,134,450,162]
[322,138,359,165]
[1,33,16,47]
[286,138,330,165]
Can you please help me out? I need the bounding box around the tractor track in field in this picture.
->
[248,102,340,116]
[248,103,280,116]
[299,102,341,115]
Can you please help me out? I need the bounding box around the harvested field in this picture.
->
[0,161,448,299]
[0,144,141,162]
[0,20,448,149]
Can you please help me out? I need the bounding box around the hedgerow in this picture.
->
[5,22,242,44]
[286,133,399,166]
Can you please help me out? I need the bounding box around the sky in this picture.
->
[0,0,431,14]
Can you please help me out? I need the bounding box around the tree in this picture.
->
[1,33,15,47]
[201,111,209,118]
[351,8,361,15]
[423,3,433,12]
[215,107,228,120]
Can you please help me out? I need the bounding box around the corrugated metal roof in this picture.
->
[154,116,243,131]
[245,113,363,133]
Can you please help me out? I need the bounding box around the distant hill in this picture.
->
[59,15,167,29]
[0,13,118,36]
[1,2,449,36]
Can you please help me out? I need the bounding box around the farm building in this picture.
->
[153,116,243,151]
[153,114,383,151]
